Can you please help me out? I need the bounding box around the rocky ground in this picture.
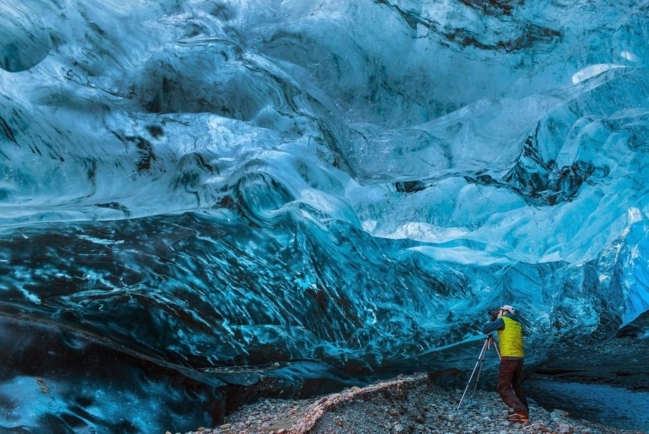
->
[169,373,647,434]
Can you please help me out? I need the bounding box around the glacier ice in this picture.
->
[1,0,649,431]
[0,1,52,72]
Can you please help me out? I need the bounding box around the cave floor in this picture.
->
[178,373,646,434]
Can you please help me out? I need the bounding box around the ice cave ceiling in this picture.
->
[1,0,649,431]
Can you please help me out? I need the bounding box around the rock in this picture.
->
[558,423,574,433]
[552,409,570,418]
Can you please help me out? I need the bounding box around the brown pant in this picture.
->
[497,358,529,415]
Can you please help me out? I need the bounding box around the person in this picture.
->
[481,304,529,423]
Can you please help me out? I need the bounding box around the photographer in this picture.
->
[481,305,529,424]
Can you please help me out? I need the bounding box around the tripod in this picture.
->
[457,334,500,409]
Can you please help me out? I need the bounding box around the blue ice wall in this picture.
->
[1,0,649,431]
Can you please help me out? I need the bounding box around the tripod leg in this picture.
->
[472,351,486,395]
[457,339,489,409]
[472,335,499,396]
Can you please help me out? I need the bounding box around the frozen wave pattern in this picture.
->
[1,0,649,432]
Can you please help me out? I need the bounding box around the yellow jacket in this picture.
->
[482,313,525,359]
[497,316,525,358]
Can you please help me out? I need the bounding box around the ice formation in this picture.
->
[1,0,649,431]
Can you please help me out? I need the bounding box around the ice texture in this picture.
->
[1,0,649,431]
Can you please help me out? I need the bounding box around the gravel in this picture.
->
[171,373,647,434]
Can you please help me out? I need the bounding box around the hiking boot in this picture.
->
[507,413,529,424]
